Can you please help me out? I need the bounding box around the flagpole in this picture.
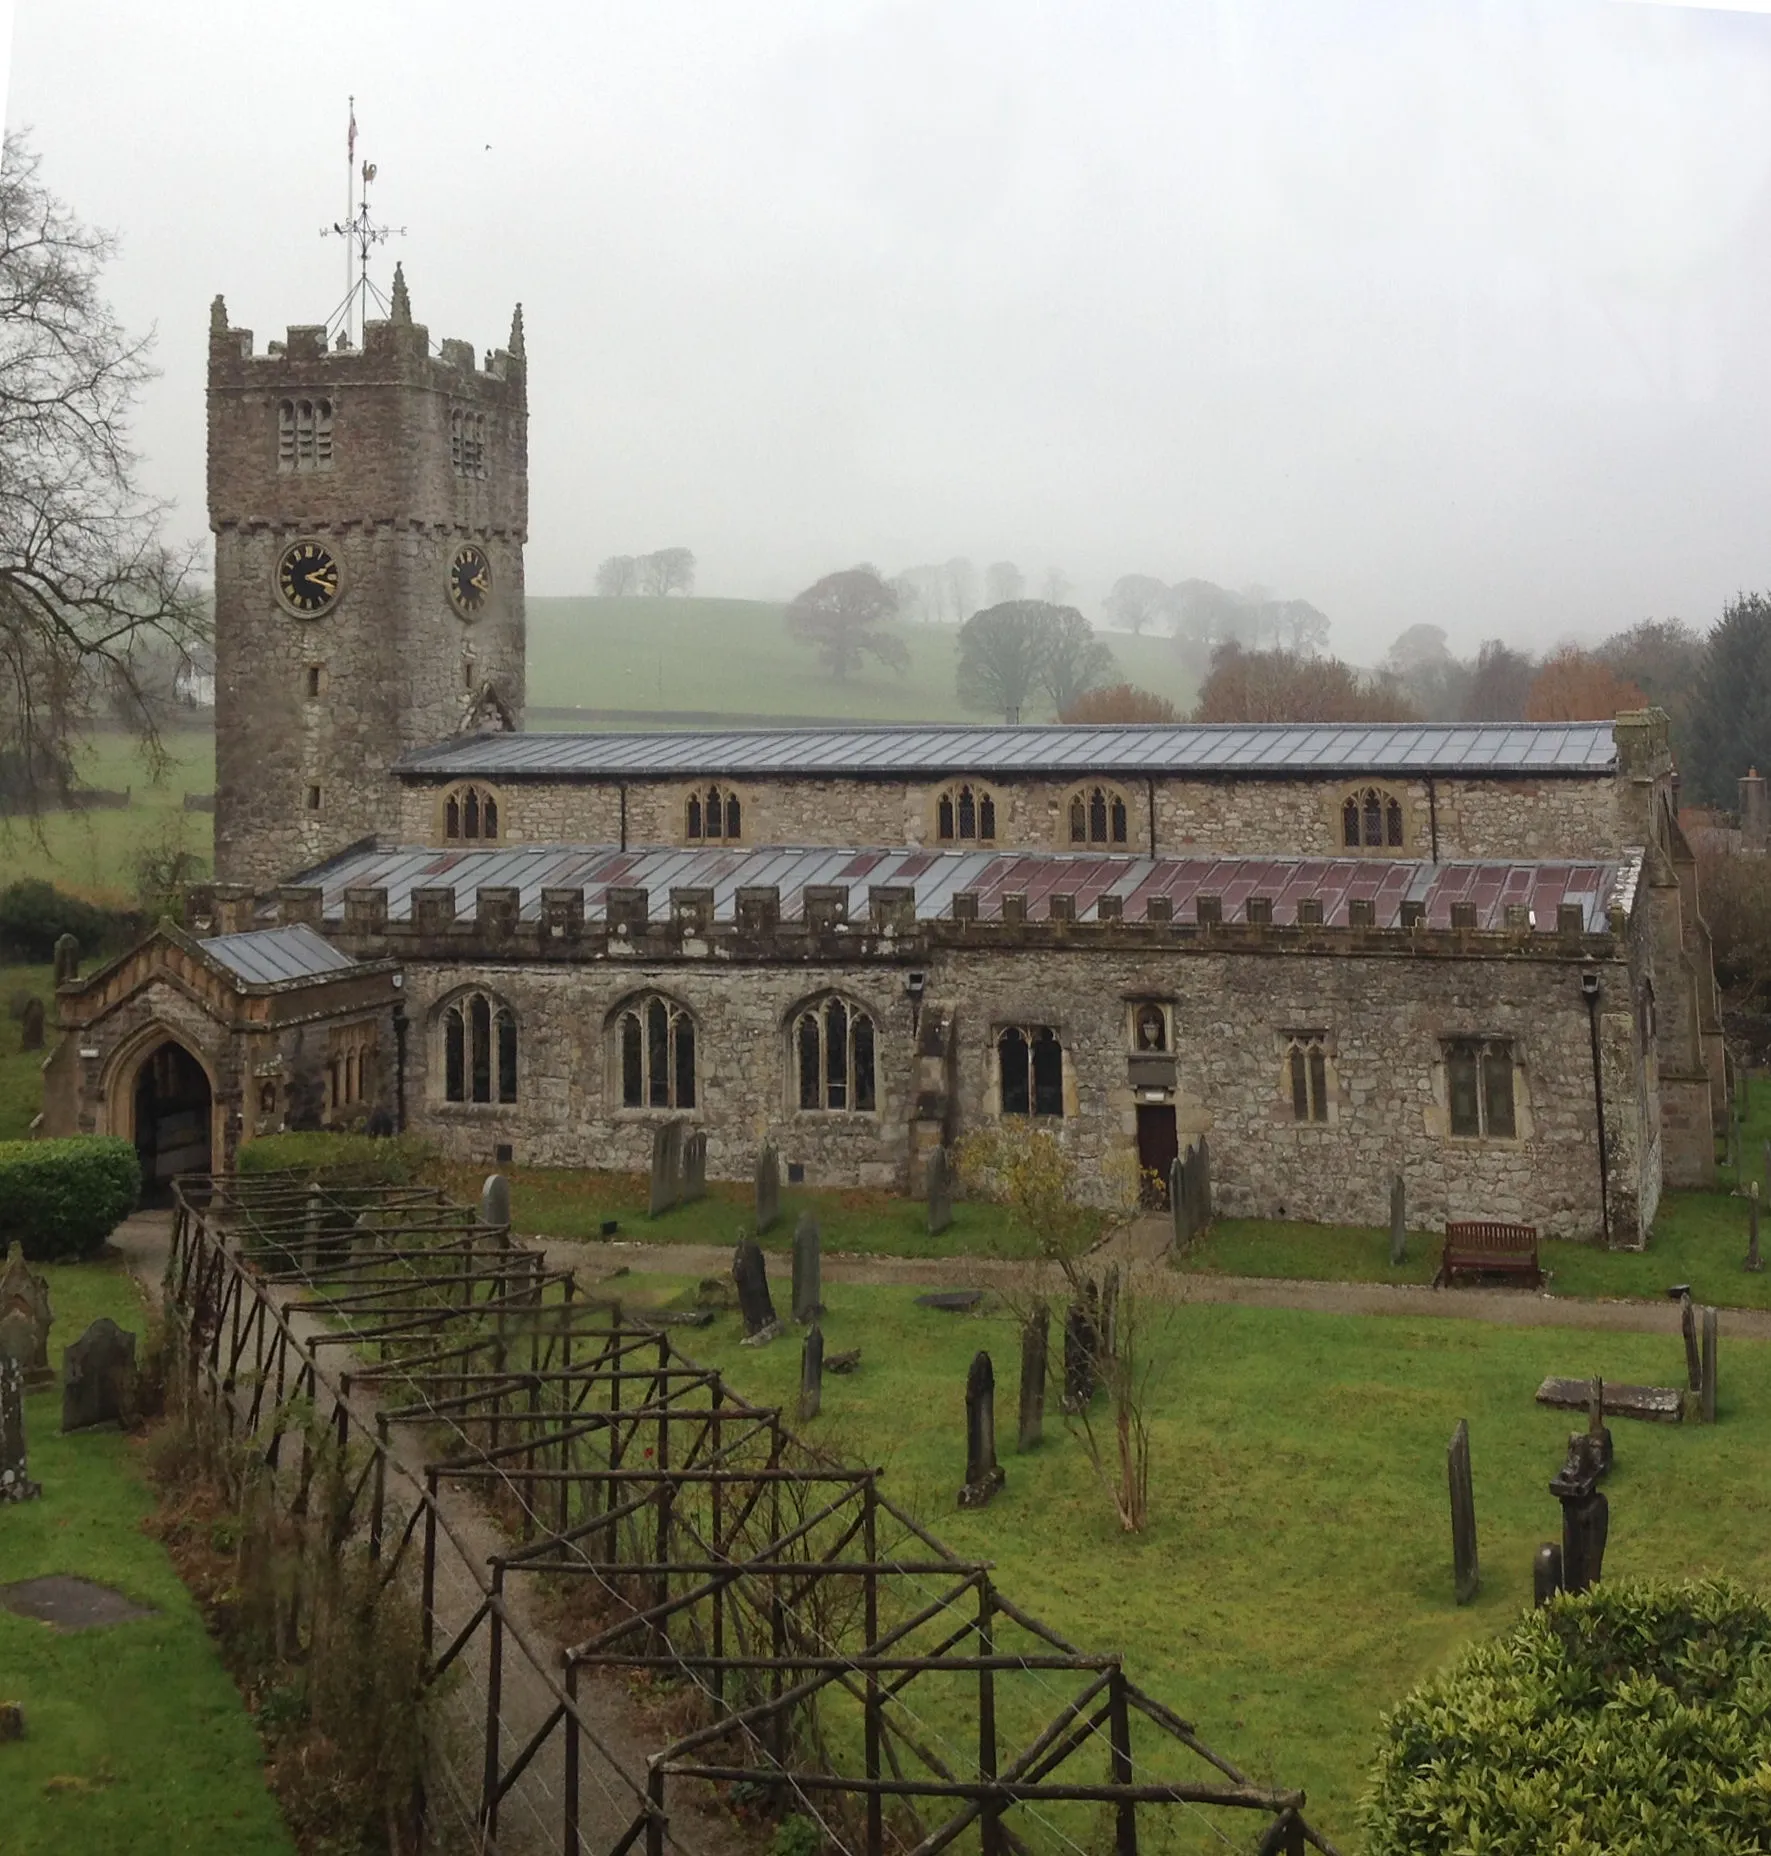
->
[345,96,357,343]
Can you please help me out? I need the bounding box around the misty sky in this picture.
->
[10,1,1771,659]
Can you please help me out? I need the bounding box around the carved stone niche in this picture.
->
[344,887,389,935]
[803,885,849,933]
[869,885,915,933]
[540,888,584,944]
[412,887,457,935]
[735,886,781,934]
[476,887,520,940]
[605,887,649,936]
[671,887,715,936]
[277,886,323,929]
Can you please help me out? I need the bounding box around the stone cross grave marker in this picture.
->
[649,1121,684,1217]
[755,1141,781,1235]
[1,1354,41,1504]
[732,1239,781,1344]
[0,1244,53,1387]
[799,1324,824,1422]
[1389,1174,1407,1267]
[791,1213,822,1323]
[61,1318,137,1433]
[1017,1306,1048,1451]
[957,1349,1006,1508]
[17,998,43,1053]
[480,1173,511,1233]
[926,1146,953,1236]
[1702,1306,1718,1424]
[52,932,80,985]
[1680,1292,1702,1392]
[1447,1418,1478,1605]
[1549,1436,1608,1594]
[682,1130,707,1205]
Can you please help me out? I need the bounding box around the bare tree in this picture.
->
[940,556,978,626]
[1103,573,1168,636]
[0,133,205,816]
[1061,682,1179,724]
[1524,647,1644,722]
[638,547,696,596]
[594,554,639,597]
[1460,639,1536,722]
[1039,566,1073,605]
[784,565,909,679]
[984,560,1024,605]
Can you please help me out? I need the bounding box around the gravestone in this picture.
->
[1017,1307,1048,1451]
[0,1244,53,1387]
[1169,1155,1190,1250]
[1747,1183,1762,1273]
[1549,1437,1608,1594]
[1582,1377,1614,1478]
[1533,1542,1564,1606]
[1098,1265,1120,1361]
[17,998,43,1053]
[1062,1296,1097,1413]
[682,1131,707,1205]
[1680,1292,1702,1392]
[0,1354,41,1503]
[926,1146,953,1236]
[1701,1306,1718,1424]
[479,1173,511,1234]
[1196,1135,1213,1230]
[1389,1175,1407,1267]
[799,1325,824,1421]
[826,1347,861,1374]
[755,1141,781,1235]
[52,933,80,985]
[731,1240,781,1344]
[648,1121,684,1217]
[957,1350,1006,1508]
[791,1214,822,1323]
[1447,1419,1478,1605]
[60,1318,138,1433]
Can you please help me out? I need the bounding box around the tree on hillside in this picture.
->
[0,133,205,817]
[1460,640,1535,722]
[1192,643,1416,724]
[784,565,909,680]
[1268,598,1331,656]
[1524,646,1645,722]
[1687,593,1771,806]
[1595,618,1704,753]
[956,601,1053,721]
[941,557,978,626]
[1061,683,1180,724]
[984,560,1024,605]
[594,554,639,598]
[1039,566,1073,605]
[1103,573,1168,636]
[1167,578,1256,671]
[638,547,696,596]
[1037,606,1117,715]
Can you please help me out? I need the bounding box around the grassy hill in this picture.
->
[527,596,1197,725]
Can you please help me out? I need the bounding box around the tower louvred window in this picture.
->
[277,398,333,474]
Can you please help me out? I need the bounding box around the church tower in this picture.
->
[207,271,527,890]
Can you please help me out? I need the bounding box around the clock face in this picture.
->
[277,540,341,616]
[449,544,492,618]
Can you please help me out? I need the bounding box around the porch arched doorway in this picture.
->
[130,1040,213,1205]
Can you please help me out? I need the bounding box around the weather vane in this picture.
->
[321,98,406,348]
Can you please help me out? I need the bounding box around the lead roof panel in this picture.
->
[203,923,358,985]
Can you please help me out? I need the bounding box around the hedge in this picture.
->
[1362,1577,1771,1854]
[0,879,140,963]
[236,1131,437,1189]
[0,1136,140,1261]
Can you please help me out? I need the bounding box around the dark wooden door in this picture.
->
[1136,1105,1179,1207]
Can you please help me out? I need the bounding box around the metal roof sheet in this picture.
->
[295,842,1633,933]
[394,720,1617,782]
[203,923,358,985]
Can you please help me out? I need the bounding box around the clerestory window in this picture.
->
[685,786,743,844]
[443,784,500,842]
[1342,788,1405,850]
[1066,784,1130,847]
[935,783,998,844]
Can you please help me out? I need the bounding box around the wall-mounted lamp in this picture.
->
[906,971,927,1001]
[1581,971,1600,999]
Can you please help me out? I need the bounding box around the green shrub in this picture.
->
[0,878,139,962]
[236,1131,437,1189]
[0,1135,140,1260]
[1362,1577,1771,1854]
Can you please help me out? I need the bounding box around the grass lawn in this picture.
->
[612,1273,1771,1849]
[1,1257,293,1856]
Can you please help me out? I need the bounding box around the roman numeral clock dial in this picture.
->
[450,544,492,618]
[276,540,341,616]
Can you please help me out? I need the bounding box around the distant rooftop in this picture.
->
[294,842,1635,933]
[395,720,1618,783]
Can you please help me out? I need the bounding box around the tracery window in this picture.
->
[685,786,743,843]
[451,408,488,479]
[441,991,518,1105]
[1066,784,1130,847]
[998,1025,1064,1117]
[616,994,697,1109]
[1445,1039,1516,1139]
[1341,788,1405,849]
[277,398,334,473]
[443,783,500,842]
[1286,1033,1330,1123]
[793,995,877,1112]
[935,783,998,844]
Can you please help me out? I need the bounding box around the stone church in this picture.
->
[41,278,1726,1242]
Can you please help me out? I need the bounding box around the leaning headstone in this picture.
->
[1098,1265,1121,1361]
[1533,1541,1564,1607]
[1550,1436,1608,1594]
[60,1318,138,1434]
[731,1240,781,1344]
[682,1130,707,1205]
[479,1172,512,1233]
[0,1244,53,1387]
[1062,1296,1097,1413]
[799,1325,824,1422]
[0,1355,41,1504]
[1447,1419,1479,1605]
[926,1146,953,1237]
[1701,1306,1718,1424]
[1680,1292,1702,1392]
[755,1141,781,1235]
[648,1121,684,1217]
[52,932,80,985]
[17,998,43,1053]
[791,1213,822,1323]
[1170,1154,1192,1250]
[1195,1134,1213,1231]
[957,1350,1006,1508]
[1017,1307,1049,1451]
[1747,1183,1762,1273]
[1389,1174,1407,1267]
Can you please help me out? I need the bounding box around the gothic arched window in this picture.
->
[1341,788,1406,850]
[615,994,697,1109]
[934,783,998,844]
[1064,785,1130,847]
[997,1025,1064,1117]
[440,991,517,1104]
[793,996,877,1112]
[442,784,500,842]
[685,786,743,844]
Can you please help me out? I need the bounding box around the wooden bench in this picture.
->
[1437,1220,1540,1289]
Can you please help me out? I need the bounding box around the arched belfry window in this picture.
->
[442,784,500,842]
[440,991,517,1104]
[615,994,697,1109]
[277,398,334,474]
[685,786,743,844]
[451,408,488,479]
[793,995,877,1112]
[935,783,998,844]
[1341,788,1404,850]
[1065,785,1129,847]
